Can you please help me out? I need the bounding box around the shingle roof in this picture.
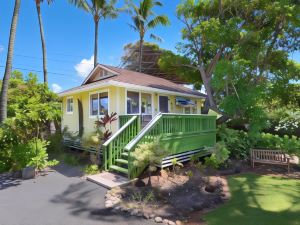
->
[59,64,206,98]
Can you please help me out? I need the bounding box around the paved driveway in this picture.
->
[0,164,156,225]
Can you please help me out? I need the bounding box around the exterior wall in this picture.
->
[61,85,204,135]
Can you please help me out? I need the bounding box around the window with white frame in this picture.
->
[90,92,108,116]
[127,91,140,114]
[66,97,73,113]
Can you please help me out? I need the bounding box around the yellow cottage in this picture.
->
[58,64,206,135]
[59,64,217,178]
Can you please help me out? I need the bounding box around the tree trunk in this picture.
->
[94,18,99,68]
[0,0,21,123]
[138,37,144,72]
[36,1,48,84]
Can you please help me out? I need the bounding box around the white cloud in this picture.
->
[74,55,94,78]
[0,45,4,53]
[52,83,62,93]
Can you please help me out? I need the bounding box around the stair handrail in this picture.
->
[103,115,138,147]
[103,115,140,170]
[124,112,162,152]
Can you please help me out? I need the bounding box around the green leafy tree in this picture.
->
[69,0,120,67]
[127,0,170,72]
[0,0,21,123]
[159,0,299,131]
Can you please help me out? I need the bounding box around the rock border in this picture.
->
[104,176,229,225]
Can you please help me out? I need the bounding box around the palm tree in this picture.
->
[128,0,169,72]
[0,0,21,123]
[69,0,119,68]
[35,0,53,84]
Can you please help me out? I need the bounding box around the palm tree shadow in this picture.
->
[50,181,149,223]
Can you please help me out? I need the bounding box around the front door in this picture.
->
[159,96,169,113]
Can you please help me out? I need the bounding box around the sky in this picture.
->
[0,0,184,92]
[0,0,299,93]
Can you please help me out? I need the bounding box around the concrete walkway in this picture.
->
[0,164,156,225]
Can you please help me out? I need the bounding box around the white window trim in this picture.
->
[66,96,74,115]
[125,89,154,116]
[89,89,110,119]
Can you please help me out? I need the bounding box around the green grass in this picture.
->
[204,174,300,225]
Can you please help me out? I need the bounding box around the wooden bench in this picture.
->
[250,149,290,173]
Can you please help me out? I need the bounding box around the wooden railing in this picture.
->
[125,113,217,178]
[103,115,141,170]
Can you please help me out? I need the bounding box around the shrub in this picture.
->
[63,153,79,166]
[27,139,59,170]
[204,142,230,169]
[131,140,168,185]
[217,125,300,160]
[218,125,252,160]
[82,164,100,175]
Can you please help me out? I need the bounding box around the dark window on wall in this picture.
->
[159,96,169,113]
[127,91,139,114]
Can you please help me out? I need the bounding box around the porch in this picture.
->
[103,113,216,179]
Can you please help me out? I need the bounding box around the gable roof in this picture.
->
[58,64,206,98]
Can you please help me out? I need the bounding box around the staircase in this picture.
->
[103,113,217,179]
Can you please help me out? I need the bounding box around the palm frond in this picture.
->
[68,0,90,12]
[150,33,163,42]
[147,15,170,29]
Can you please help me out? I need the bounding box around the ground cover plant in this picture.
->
[204,173,300,225]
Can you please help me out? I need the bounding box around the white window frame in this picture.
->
[125,89,154,115]
[89,89,110,119]
[66,96,74,114]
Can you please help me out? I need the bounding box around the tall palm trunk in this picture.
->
[94,16,99,68]
[36,0,48,84]
[0,0,21,123]
[138,37,144,72]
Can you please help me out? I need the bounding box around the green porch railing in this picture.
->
[124,113,217,179]
[103,115,141,171]
[119,114,141,128]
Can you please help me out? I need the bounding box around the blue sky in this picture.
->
[0,0,299,92]
[0,0,183,92]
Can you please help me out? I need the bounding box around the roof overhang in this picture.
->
[58,80,205,99]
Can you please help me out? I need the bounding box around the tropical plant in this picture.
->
[35,0,53,84]
[127,0,170,72]
[95,112,117,142]
[68,0,120,67]
[170,157,183,174]
[131,140,168,185]
[27,138,59,171]
[0,0,21,123]
[204,142,230,169]
[82,164,100,175]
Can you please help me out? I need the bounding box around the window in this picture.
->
[66,97,73,113]
[159,96,169,113]
[184,107,191,114]
[127,91,139,114]
[141,93,152,114]
[90,92,109,116]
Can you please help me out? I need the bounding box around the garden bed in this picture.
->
[105,165,230,224]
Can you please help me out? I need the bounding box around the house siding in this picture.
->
[61,85,204,135]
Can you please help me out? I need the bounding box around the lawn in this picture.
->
[204,173,300,225]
